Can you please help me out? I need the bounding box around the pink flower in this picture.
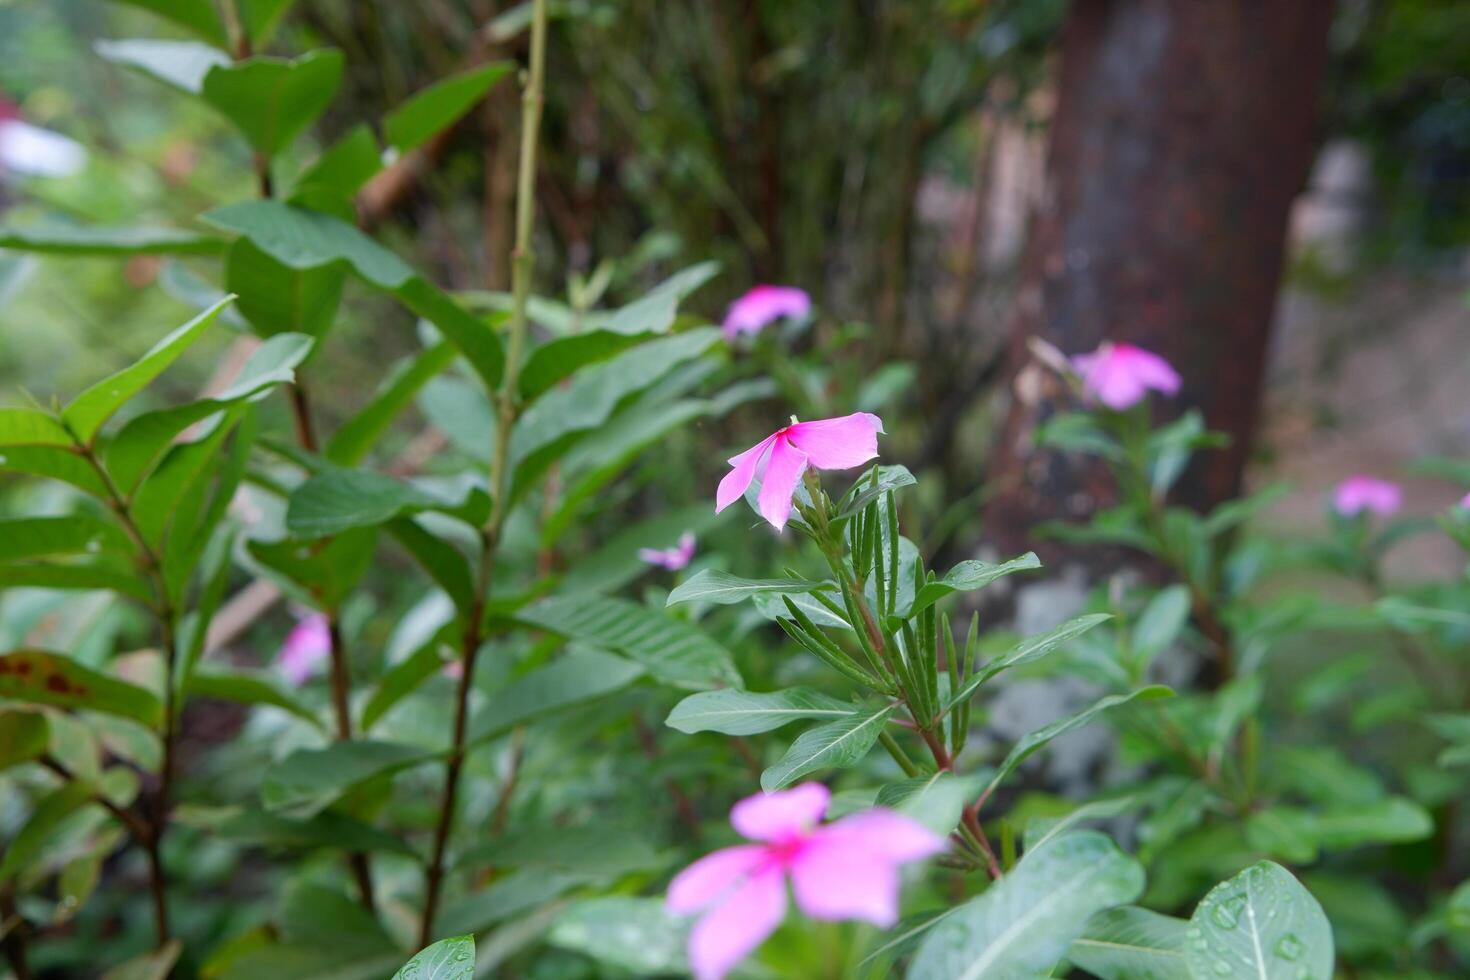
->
[667,783,943,980]
[1459,492,1470,510]
[639,531,697,571]
[277,613,330,686]
[1071,341,1181,410]
[1333,475,1401,518]
[715,413,883,531]
[722,285,811,340]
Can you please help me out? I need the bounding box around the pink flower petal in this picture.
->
[789,842,901,926]
[1334,475,1401,518]
[686,866,787,980]
[1072,341,1180,410]
[1118,345,1181,395]
[278,614,331,686]
[756,436,809,531]
[731,783,830,841]
[786,413,884,470]
[819,809,948,862]
[722,285,812,339]
[716,434,778,514]
[1460,492,1470,510]
[667,844,768,914]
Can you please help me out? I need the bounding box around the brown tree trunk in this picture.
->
[987,0,1334,559]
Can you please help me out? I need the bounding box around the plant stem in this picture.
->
[420,0,548,947]
[0,887,31,980]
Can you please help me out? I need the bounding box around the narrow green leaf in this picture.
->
[438,870,593,937]
[0,651,162,727]
[385,520,475,614]
[0,446,109,496]
[0,781,94,883]
[909,832,1144,980]
[945,613,1113,712]
[666,569,831,607]
[291,124,381,207]
[1133,585,1192,657]
[100,941,182,980]
[0,223,224,256]
[665,687,854,736]
[468,648,646,745]
[761,704,895,791]
[904,552,1042,619]
[835,464,916,519]
[261,740,436,818]
[0,563,153,603]
[63,297,234,443]
[0,516,131,563]
[201,50,345,157]
[326,341,457,465]
[1068,906,1190,980]
[175,804,415,857]
[286,468,447,538]
[1186,861,1333,980]
[360,626,455,732]
[0,711,50,772]
[384,63,514,152]
[186,667,326,731]
[390,935,475,980]
[248,528,377,612]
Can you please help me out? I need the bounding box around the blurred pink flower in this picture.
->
[278,613,330,686]
[0,100,86,179]
[1460,492,1470,510]
[639,531,697,571]
[1334,475,1401,518]
[715,413,883,530]
[1071,341,1181,410]
[722,285,811,340]
[667,783,943,980]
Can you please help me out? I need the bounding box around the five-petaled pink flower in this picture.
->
[277,613,330,686]
[639,531,697,571]
[1071,341,1182,410]
[722,285,811,340]
[1334,475,1401,518]
[716,413,883,531]
[667,783,943,980]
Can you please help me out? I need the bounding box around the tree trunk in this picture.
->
[987,0,1335,559]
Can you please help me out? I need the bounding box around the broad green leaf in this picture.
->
[174,805,415,857]
[418,376,495,460]
[0,781,94,882]
[666,569,830,607]
[160,406,254,602]
[386,519,475,614]
[94,38,229,92]
[291,124,381,208]
[556,504,721,595]
[106,1,228,45]
[286,468,448,538]
[904,552,1042,619]
[548,898,688,976]
[248,528,377,612]
[1023,794,1143,852]
[0,516,130,563]
[753,588,852,629]
[1186,861,1333,980]
[130,406,242,554]
[515,596,739,690]
[0,711,49,771]
[467,648,646,745]
[227,240,346,338]
[0,223,224,256]
[461,825,664,876]
[0,651,162,727]
[1068,906,1190,980]
[361,624,455,731]
[875,771,990,837]
[1133,584,1192,657]
[836,464,917,519]
[105,332,312,491]
[910,832,1144,980]
[1449,880,1470,933]
[239,0,295,44]
[100,941,182,980]
[63,297,234,443]
[186,667,325,731]
[0,409,71,447]
[439,870,593,937]
[326,341,457,465]
[507,328,722,500]
[945,614,1113,712]
[203,201,503,387]
[979,686,1172,800]
[201,51,345,157]
[761,704,895,791]
[390,935,474,980]
[261,740,436,818]
[0,443,104,492]
[666,687,854,736]
[384,63,514,152]
[0,563,152,603]
[1245,807,1319,864]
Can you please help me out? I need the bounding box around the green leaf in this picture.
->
[507,328,722,500]
[1068,906,1190,980]
[665,687,854,736]
[326,341,457,465]
[1186,861,1333,980]
[105,332,312,491]
[0,516,131,563]
[0,563,152,603]
[468,648,646,745]
[203,201,504,388]
[0,781,94,882]
[201,50,345,157]
[0,408,72,447]
[666,569,830,607]
[361,625,455,732]
[1133,584,1192,657]
[0,711,50,772]
[0,222,224,256]
[909,832,1145,980]
[875,771,990,837]
[548,898,688,976]
[384,63,514,152]
[106,0,227,44]
[904,552,1041,619]
[175,804,414,856]
[515,596,740,690]
[227,239,346,338]
[100,941,183,980]
[460,824,665,876]
[248,528,377,612]
[291,124,381,207]
[0,651,162,727]
[978,686,1172,800]
[94,38,230,93]
[261,740,436,818]
[286,468,448,538]
[418,376,495,460]
[558,504,722,596]
[761,704,895,791]
[835,464,917,520]
[386,520,475,615]
[945,614,1113,711]
[390,935,475,980]
[63,297,234,443]
[186,667,326,731]
[438,870,593,937]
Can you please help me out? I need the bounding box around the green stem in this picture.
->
[878,729,921,778]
